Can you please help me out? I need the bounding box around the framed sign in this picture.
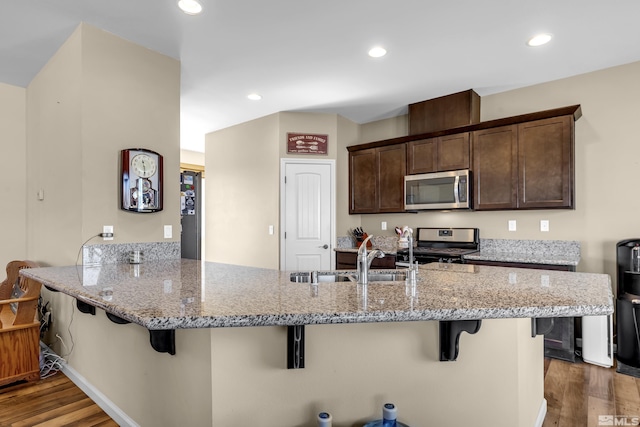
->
[287,133,328,155]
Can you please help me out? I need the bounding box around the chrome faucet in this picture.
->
[357,235,385,285]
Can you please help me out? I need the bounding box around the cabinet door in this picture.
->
[518,116,573,209]
[472,125,518,210]
[349,149,377,213]
[437,132,470,171]
[377,144,406,212]
[407,138,437,174]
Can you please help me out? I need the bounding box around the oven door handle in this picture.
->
[453,175,460,206]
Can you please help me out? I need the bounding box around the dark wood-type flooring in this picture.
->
[0,372,118,427]
[1,358,639,426]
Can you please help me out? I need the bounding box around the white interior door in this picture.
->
[282,161,334,271]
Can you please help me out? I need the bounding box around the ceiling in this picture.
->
[2,1,640,152]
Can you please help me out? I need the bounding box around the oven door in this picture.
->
[405,169,471,210]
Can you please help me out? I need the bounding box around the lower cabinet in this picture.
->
[465,259,577,362]
[336,251,396,269]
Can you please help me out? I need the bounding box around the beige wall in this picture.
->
[0,83,27,270]
[205,113,280,268]
[22,24,211,427]
[26,24,181,267]
[358,61,640,282]
[181,148,205,166]
[211,319,543,426]
[206,111,361,268]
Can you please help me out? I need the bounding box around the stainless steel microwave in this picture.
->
[404,169,472,210]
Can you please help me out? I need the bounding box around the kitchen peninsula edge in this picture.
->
[21,260,612,330]
[21,260,613,427]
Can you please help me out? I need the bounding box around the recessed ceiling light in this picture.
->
[527,33,552,47]
[178,0,203,15]
[247,93,262,101]
[368,46,387,58]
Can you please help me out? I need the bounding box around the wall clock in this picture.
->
[121,148,163,213]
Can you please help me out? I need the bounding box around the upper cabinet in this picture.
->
[349,144,406,214]
[408,132,470,174]
[348,96,581,214]
[517,116,573,209]
[473,115,574,210]
[472,125,518,210]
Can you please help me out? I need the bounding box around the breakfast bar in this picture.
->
[21,261,613,426]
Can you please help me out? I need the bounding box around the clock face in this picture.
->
[121,149,163,213]
[131,154,157,178]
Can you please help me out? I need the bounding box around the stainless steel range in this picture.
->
[396,227,479,265]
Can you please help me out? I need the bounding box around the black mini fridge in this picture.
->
[616,239,640,377]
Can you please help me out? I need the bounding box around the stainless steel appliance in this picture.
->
[396,227,479,265]
[404,169,471,211]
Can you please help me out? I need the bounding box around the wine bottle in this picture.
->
[317,411,332,427]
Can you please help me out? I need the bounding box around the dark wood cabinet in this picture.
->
[349,149,377,213]
[407,132,470,174]
[472,115,574,211]
[465,259,574,271]
[349,145,406,214]
[336,251,396,269]
[472,125,518,210]
[518,116,573,209]
[464,259,577,361]
[348,104,580,214]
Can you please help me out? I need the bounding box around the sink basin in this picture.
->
[367,271,407,282]
[289,270,407,283]
[289,272,355,283]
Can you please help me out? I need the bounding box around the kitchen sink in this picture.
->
[289,272,355,283]
[289,270,407,283]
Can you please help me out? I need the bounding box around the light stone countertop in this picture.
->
[463,238,581,266]
[22,259,612,330]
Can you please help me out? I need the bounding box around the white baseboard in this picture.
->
[40,342,139,427]
[534,398,547,427]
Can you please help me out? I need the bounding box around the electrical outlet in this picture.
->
[164,225,172,239]
[381,221,387,231]
[102,225,114,240]
[268,225,274,235]
[508,220,516,232]
[540,220,550,232]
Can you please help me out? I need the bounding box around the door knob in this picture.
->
[318,244,329,249]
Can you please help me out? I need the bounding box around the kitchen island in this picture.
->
[22,260,613,427]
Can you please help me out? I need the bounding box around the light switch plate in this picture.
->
[508,220,517,232]
[540,220,550,232]
[164,225,172,239]
[381,221,387,231]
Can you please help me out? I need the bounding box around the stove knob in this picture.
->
[447,258,454,264]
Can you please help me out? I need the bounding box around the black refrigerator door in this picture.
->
[181,171,201,260]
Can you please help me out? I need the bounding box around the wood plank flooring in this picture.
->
[543,358,640,427]
[1,358,639,426]
[0,373,118,427]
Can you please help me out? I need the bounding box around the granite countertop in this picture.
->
[22,259,612,330]
[463,251,581,266]
[463,239,581,266]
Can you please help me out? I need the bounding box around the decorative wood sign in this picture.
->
[287,133,328,155]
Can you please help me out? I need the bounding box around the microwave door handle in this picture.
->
[453,175,460,205]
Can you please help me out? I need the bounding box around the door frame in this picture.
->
[280,158,336,271]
